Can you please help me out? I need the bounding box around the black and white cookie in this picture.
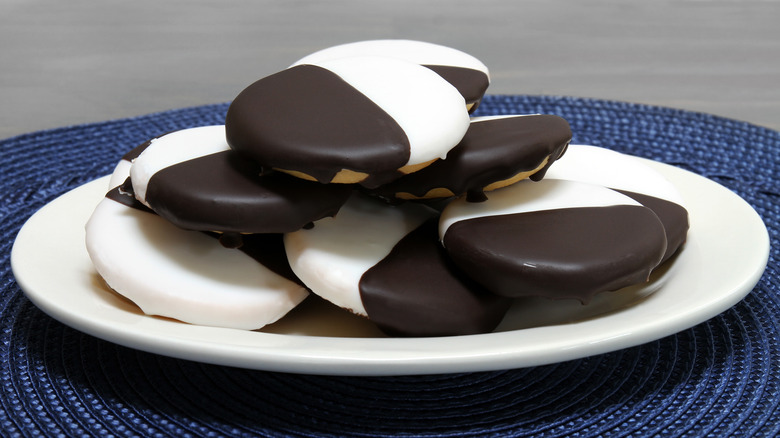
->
[284,194,511,336]
[225,56,471,187]
[439,179,668,303]
[292,39,490,112]
[368,114,571,202]
[85,180,309,331]
[128,125,352,239]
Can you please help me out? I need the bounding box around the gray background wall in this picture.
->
[2,0,778,140]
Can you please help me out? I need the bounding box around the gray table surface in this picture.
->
[2,0,778,140]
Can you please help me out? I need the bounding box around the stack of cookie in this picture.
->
[85,40,688,337]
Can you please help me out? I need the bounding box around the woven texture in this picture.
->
[2,95,779,437]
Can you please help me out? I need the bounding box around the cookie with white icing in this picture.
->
[368,114,571,202]
[85,184,309,330]
[544,144,688,262]
[292,39,490,112]
[439,179,668,303]
[129,126,352,240]
[225,56,471,187]
[284,194,511,336]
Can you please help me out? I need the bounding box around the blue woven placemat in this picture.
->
[1,95,778,437]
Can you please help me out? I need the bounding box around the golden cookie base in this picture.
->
[394,156,551,200]
[276,158,440,185]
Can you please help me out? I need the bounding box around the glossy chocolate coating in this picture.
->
[369,115,571,200]
[442,205,667,303]
[144,150,352,234]
[225,64,410,185]
[616,189,689,263]
[359,220,511,337]
[423,64,489,111]
[105,182,303,285]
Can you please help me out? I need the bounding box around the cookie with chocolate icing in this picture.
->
[544,144,689,263]
[225,56,471,187]
[284,193,511,336]
[129,126,352,239]
[368,114,571,202]
[292,39,490,112]
[85,180,309,330]
[439,179,668,303]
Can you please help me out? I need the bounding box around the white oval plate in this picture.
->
[11,158,769,376]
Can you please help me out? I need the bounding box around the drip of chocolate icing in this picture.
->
[615,189,689,263]
[144,150,352,233]
[442,205,667,303]
[369,115,571,200]
[225,64,410,185]
[359,219,512,337]
[104,182,303,285]
[422,64,489,112]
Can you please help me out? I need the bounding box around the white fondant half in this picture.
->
[129,125,228,205]
[439,179,642,240]
[108,159,132,189]
[85,197,308,330]
[284,194,436,316]
[292,39,490,78]
[545,145,686,205]
[309,56,470,166]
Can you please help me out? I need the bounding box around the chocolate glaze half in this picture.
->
[359,219,512,337]
[144,150,352,234]
[369,114,571,201]
[442,205,667,303]
[225,64,410,185]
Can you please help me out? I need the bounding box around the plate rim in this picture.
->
[11,156,770,376]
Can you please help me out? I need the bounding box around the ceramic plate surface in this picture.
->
[11,158,770,376]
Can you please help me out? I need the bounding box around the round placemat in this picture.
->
[2,95,778,437]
